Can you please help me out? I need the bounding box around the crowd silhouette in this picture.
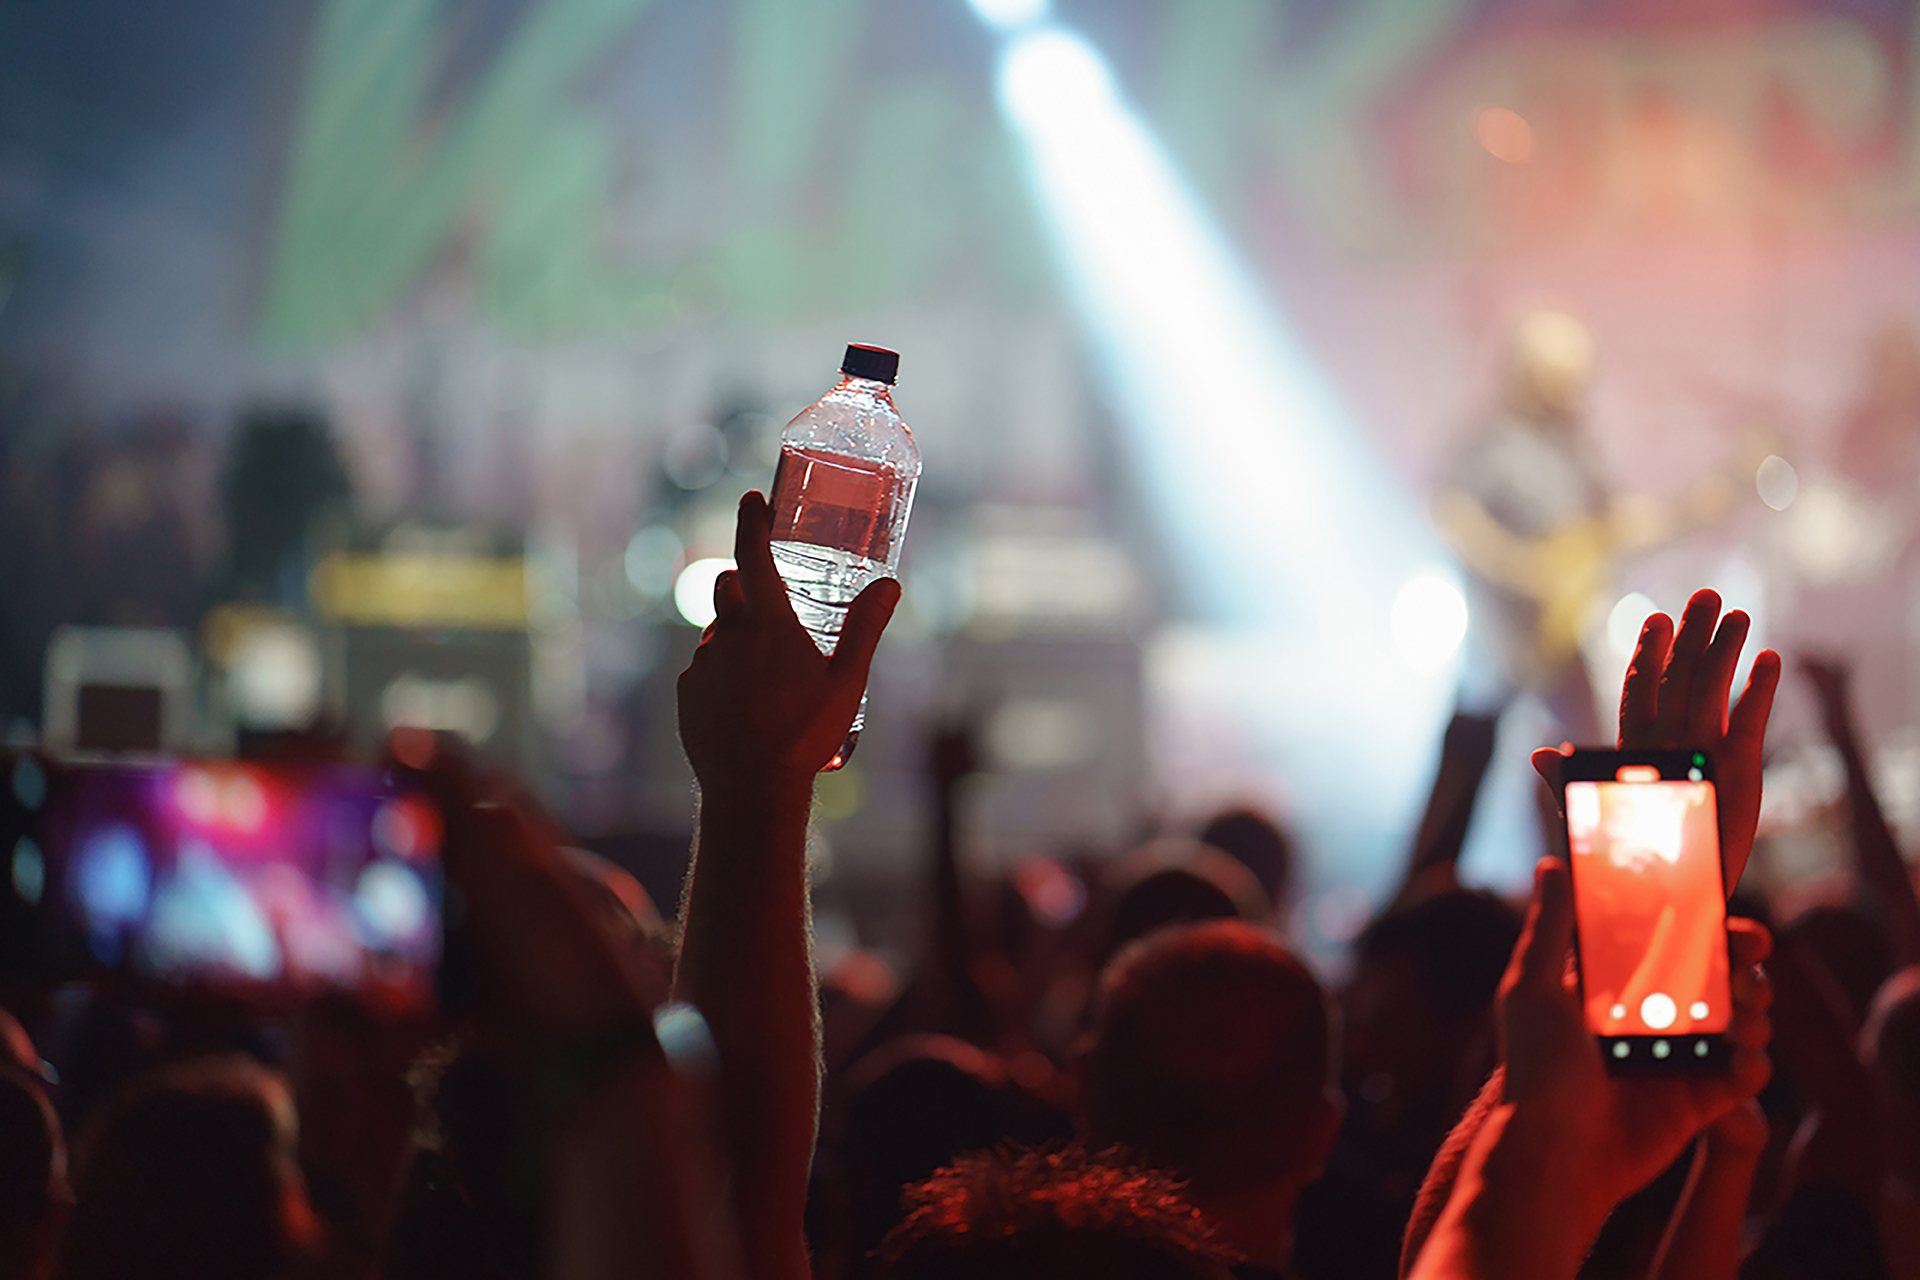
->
[3,487,1919,1280]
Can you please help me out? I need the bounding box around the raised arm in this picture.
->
[1407,859,1774,1280]
[405,736,719,1280]
[925,721,999,1046]
[1401,589,1781,1278]
[673,491,899,1280]
[1803,657,1920,968]
[1393,709,1499,910]
[1645,1103,1769,1280]
[1766,936,1883,1201]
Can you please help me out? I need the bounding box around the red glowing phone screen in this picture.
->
[1566,776,1730,1037]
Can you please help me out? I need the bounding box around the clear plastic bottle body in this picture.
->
[769,374,920,769]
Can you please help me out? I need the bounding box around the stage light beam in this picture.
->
[982,16,1465,920]
[968,0,1047,33]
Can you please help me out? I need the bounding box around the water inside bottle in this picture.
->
[769,446,901,562]
[770,446,901,772]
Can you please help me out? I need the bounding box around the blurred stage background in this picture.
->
[1,0,1917,968]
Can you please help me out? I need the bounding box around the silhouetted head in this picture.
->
[875,1144,1232,1280]
[384,1042,543,1280]
[1864,967,1920,1171]
[1343,891,1521,1144]
[221,407,349,598]
[60,1056,319,1280]
[0,1065,67,1280]
[1198,808,1295,908]
[1780,903,1892,1025]
[842,1036,1017,1273]
[1102,840,1269,963]
[1506,309,1593,424]
[1083,920,1338,1200]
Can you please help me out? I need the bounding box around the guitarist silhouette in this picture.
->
[1435,310,1749,741]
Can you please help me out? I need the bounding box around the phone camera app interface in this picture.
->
[1567,775,1728,1037]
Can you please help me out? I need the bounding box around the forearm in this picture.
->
[1771,943,1885,1199]
[1403,1069,1503,1278]
[1402,715,1497,900]
[673,775,817,1280]
[1648,1140,1759,1280]
[1831,724,1920,966]
[1407,1103,1611,1280]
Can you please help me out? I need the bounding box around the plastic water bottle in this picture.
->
[769,344,921,771]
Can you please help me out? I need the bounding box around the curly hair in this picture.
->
[875,1144,1234,1280]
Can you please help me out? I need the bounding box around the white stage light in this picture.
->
[1391,574,1468,672]
[967,0,1047,33]
[674,558,735,628]
[1607,591,1658,657]
[1001,30,1114,134]
[228,622,322,730]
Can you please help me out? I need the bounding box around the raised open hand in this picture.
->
[1532,588,1780,889]
[1499,858,1774,1209]
[677,491,900,788]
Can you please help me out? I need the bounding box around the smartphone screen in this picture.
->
[1564,750,1730,1072]
[0,755,441,1007]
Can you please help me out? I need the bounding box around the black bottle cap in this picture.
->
[841,344,899,385]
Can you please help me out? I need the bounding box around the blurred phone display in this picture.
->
[1566,759,1729,1048]
[2,755,440,1004]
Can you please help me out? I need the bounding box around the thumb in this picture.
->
[1530,745,1567,794]
[827,577,901,699]
[1511,858,1575,996]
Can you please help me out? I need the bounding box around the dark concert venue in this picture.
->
[0,1,1917,1277]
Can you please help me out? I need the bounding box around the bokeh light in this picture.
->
[674,558,736,628]
[1473,105,1535,163]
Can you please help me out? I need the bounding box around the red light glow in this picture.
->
[173,766,271,833]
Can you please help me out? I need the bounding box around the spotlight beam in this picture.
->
[986,22,1464,926]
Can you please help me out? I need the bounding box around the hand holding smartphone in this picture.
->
[0,753,442,1007]
[1562,748,1731,1074]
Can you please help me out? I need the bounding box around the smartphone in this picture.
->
[0,754,441,1008]
[1562,748,1730,1074]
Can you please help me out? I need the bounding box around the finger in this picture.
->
[1531,747,1568,834]
[1725,649,1781,763]
[712,568,747,623]
[1653,590,1722,743]
[1619,613,1675,747]
[826,577,902,702]
[1509,858,1575,996]
[731,490,795,622]
[1530,745,1567,793]
[1689,610,1751,744]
